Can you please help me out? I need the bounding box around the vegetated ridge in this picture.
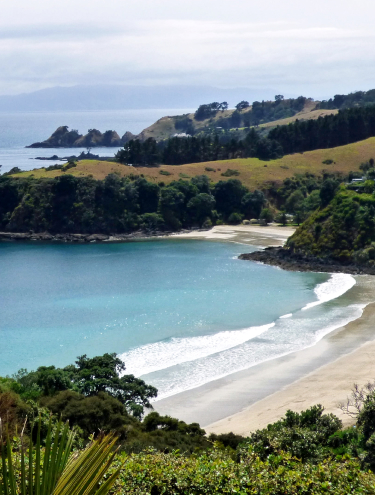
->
[14,136,375,191]
[26,87,375,148]
[25,96,328,148]
[240,159,375,274]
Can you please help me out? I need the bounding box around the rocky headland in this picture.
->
[239,247,375,275]
[27,126,136,148]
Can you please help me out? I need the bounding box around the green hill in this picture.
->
[15,136,375,191]
[135,98,337,141]
[287,184,375,267]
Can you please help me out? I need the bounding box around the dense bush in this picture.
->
[112,449,375,494]
[0,174,268,233]
[287,183,375,266]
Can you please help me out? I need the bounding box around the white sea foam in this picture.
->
[153,303,367,400]
[120,272,360,400]
[302,273,356,310]
[120,322,275,377]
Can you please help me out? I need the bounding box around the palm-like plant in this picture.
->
[0,417,122,495]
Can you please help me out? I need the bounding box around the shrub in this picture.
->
[260,208,274,224]
[221,169,240,177]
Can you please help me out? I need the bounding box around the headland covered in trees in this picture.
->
[26,88,375,151]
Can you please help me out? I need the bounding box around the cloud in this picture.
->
[1,19,375,96]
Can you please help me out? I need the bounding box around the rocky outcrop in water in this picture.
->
[27,126,136,148]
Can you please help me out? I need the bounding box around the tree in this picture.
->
[159,187,185,229]
[214,179,247,218]
[320,179,338,206]
[194,102,221,120]
[230,110,242,128]
[187,193,215,226]
[260,208,273,225]
[13,353,158,419]
[241,190,265,219]
[43,390,134,438]
[68,353,158,418]
[285,189,304,214]
[235,100,250,111]
[294,210,304,226]
[275,95,284,102]
[276,210,287,226]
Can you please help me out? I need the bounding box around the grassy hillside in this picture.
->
[15,136,375,190]
[259,107,338,129]
[136,100,338,142]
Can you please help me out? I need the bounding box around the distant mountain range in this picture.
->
[0,85,280,112]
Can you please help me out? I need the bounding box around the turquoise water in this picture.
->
[0,240,361,397]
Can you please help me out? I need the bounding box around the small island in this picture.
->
[27,125,136,148]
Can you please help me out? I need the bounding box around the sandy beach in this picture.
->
[154,224,375,435]
[169,224,296,247]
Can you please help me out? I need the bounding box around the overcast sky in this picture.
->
[1,0,375,98]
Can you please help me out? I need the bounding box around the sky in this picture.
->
[1,0,375,98]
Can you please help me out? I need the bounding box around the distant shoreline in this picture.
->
[0,224,295,246]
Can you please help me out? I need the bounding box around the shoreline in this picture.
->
[0,224,295,246]
[205,296,375,435]
[152,226,375,434]
[239,247,375,275]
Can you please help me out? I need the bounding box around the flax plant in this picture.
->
[0,417,122,495]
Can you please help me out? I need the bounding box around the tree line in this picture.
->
[117,101,375,169]
[316,88,375,110]
[0,174,267,234]
[115,130,283,166]
[268,105,375,154]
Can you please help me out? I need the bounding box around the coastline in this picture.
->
[152,225,375,435]
[205,297,375,435]
[0,224,295,246]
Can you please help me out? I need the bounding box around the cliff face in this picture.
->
[27,126,133,148]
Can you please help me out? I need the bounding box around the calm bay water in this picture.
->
[0,108,193,173]
[0,239,361,398]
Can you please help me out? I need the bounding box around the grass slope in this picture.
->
[15,137,375,190]
[136,100,337,141]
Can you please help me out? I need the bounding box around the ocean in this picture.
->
[0,108,193,173]
[0,239,362,400]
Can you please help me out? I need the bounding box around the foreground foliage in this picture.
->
[0,419,121,495]
[4,369,375,493]
[0,354,216,454]
[113,449,375,494]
